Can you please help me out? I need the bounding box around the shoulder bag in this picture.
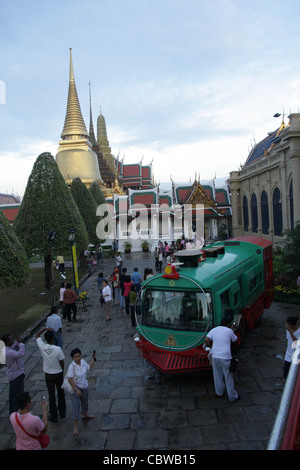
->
[61,362,76,393]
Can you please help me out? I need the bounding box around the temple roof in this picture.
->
[243,120,287,168]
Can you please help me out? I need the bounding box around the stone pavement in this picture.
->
[0,251,298,451]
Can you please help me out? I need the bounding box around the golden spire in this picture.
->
[61,48,88,139]
[88,82,97,147]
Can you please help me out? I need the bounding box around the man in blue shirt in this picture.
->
[131,267,142,293]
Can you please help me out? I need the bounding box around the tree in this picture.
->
[70,178,99,246]
[89,181,107,243]
[0,211,29,288]
[14,152,89,288]
[278,222,300,284]
[89,181,106,207]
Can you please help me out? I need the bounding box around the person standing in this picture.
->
[131,267,142,293]
[112,268,121,304]
[59,281,66,312]
[158,250,163,272]
[10,392,48,450]
[123,275,133,315]
[63,282,79,322]
[46,305,63,348]
[36,327,66,422]
[129,284,138,327]
[1,334,25,414]
[204,316,240,403]
[115,251,122,269]
[154,247,159,271]
[102,279,112,321]
[119,267,127,310]
[283,316,300,379]
[68,348,96,436]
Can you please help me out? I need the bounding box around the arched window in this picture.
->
[273,188,282,236]
[261,191,269,234]
[251,193,258,233]
[289,180,294,230]
[243,195,249,232]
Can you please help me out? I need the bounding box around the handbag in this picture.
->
[229,357,239,373]
[61,363,75,393]
[15,413,50,448]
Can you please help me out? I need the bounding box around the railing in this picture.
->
[267,343,300,450]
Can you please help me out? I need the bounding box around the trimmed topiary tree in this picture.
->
[89,180,106,207]
[14,152,89,288]
[0,211,30,288]
[70,178,99,246]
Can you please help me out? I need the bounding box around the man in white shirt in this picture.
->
[205,316,240,403]
[36,327,66,422]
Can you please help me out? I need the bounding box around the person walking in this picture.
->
[283,316,300,379]
[102,279,112,321]
[36,327,66,422]
[56,254,65,274]
[204,316,240,403]
[67,347,96,435]
[1,333,25,414]
[46,305,63,348]
[63,282,79,322]
[10,392,48,450]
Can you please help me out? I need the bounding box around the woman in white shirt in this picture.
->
[102,279,112,321]
[68,347,96,435]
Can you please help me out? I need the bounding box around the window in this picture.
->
[261,191,269,234]
[243,195,249,231]
[273,188,283,236]
[251,193,258,233]
[142,290,212,331]
[220,290,230,316]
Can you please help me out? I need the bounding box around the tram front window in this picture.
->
[142,290,212,331]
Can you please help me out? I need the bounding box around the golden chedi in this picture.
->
[56,48,103,187]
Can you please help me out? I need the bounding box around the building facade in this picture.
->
[228,114,300,244]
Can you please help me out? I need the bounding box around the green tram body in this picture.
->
[135,236,273,374]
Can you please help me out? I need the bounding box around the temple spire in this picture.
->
[88,82,97,147]
[61,48,88,139]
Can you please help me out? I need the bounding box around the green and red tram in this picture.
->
[135,236,273,374]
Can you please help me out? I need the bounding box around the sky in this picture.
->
[1,0,300,198]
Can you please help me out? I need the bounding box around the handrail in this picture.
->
[267,340,300,450]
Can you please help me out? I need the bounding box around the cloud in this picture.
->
[0,140,57,198]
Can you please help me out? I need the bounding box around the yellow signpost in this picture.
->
[72,245,79,289]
